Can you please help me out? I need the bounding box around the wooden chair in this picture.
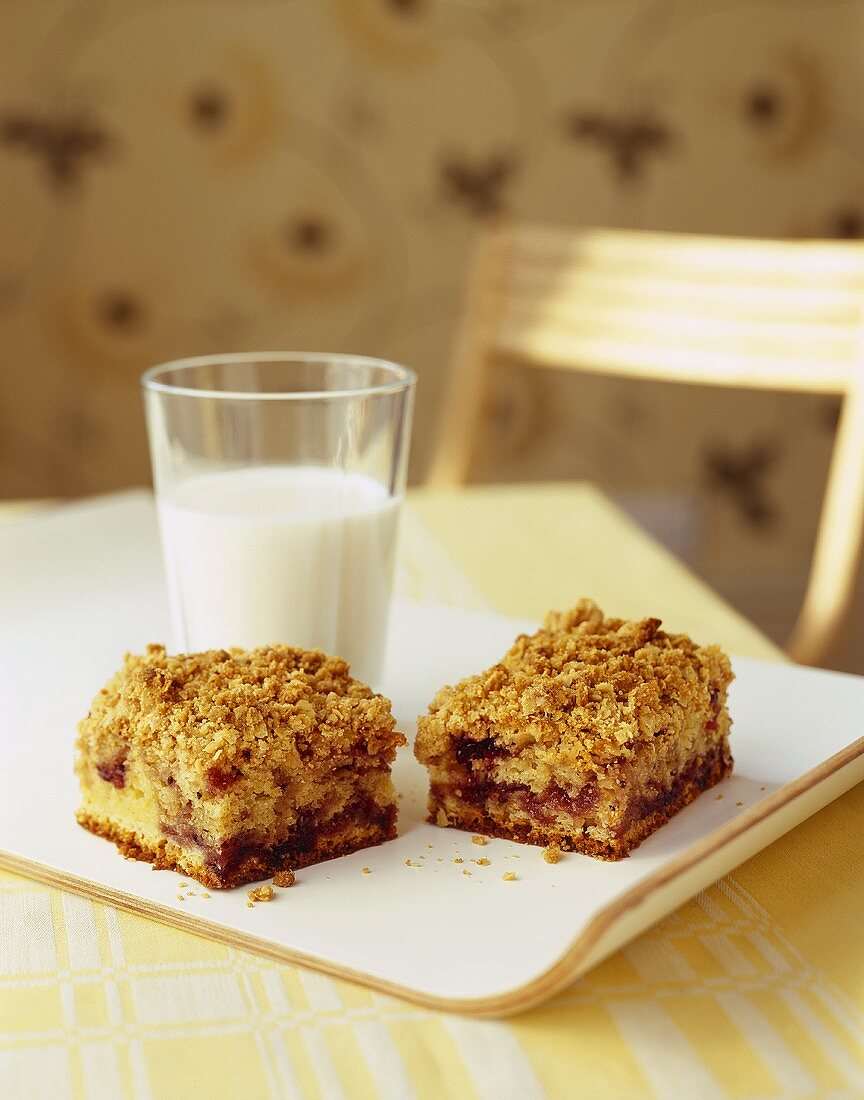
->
[426,223,864,666]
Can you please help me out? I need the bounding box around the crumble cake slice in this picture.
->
[75,644,405,889]
[414,600,733,860]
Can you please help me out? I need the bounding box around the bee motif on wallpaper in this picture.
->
[563,108,676,183]
[0,108,113,191]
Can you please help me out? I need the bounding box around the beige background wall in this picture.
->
[1,1,863,668]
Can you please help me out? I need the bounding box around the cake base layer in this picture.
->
[76,801,397,890]
[427,744,732,860]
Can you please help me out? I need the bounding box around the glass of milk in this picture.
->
[142,353,416,687]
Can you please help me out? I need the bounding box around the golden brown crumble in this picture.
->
[79,643,403,781]
[471,835,487,846]
[502,872,517,881]
[361,867,371,875]
[475,857,490,867]
[542,845,561,864]
[416,599,732,770]
[248,884,274,903]
[273,870,295,888]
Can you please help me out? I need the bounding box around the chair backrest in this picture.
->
[427,222,864,665]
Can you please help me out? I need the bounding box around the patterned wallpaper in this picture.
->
[1,0,863,667]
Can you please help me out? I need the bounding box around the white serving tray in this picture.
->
[1,493,863,1017]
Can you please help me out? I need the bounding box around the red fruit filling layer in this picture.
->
[432,742,730,843]
[160,792,395,884]
[96,756,127,789]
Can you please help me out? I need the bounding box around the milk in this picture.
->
[158,466,400,686]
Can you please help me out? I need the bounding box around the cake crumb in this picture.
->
[177,894,185,901]
[178,881,188,888]
[361,867,371,875]
[200,892,210,899]
[503,872,517,882]
[248,884,274,904]
[715,794,723,800]
[273,870,296,888]
[475,857,490,867]
[405,859,420,868]
[462,868,471,876]
[542,845,561,864]
[246,901,254,908]
[454,857,463,864]
[759,785,766,792]
[736,801,744,807]
[471,835,487,846]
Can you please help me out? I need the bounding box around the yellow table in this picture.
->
[408,484,782,662]
[2,485,862,1098]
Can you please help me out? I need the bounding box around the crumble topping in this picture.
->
[78,643,403,787]
[416,599,732,769]
[502,872,517,881]
[542,845,561,864]
[247,884,274,903]
[272,870,295,888]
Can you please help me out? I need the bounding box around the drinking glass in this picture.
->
[142,352,416,687]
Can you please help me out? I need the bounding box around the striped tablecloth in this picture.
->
[2,489,863,1098]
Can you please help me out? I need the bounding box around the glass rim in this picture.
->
[141,352,416,402]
